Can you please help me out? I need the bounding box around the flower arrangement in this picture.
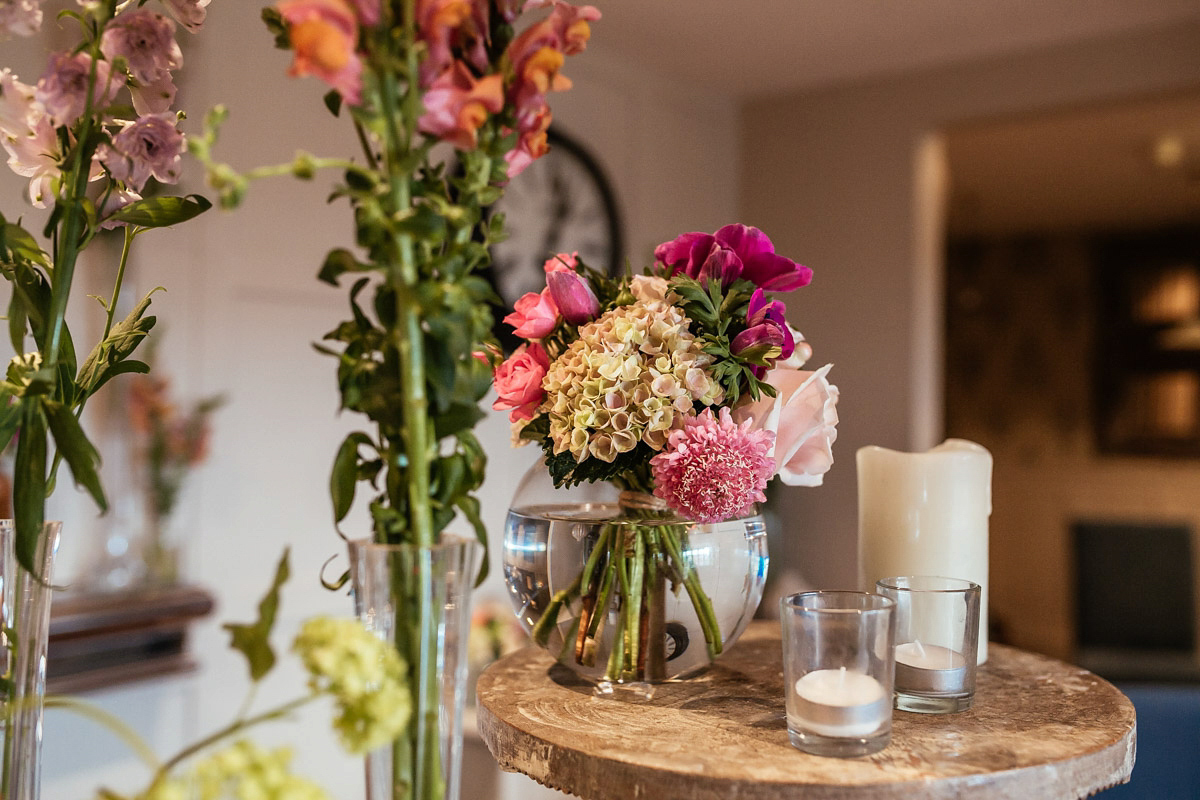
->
[127,366,222,584]
[0,0,212,574]
[0,1,213,793]
[192,0,599,797]
[493,225,839,682]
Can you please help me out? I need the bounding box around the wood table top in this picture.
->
[476,621,1135,800]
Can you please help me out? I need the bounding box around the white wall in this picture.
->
[741,20,1200,592]
[1,4,740,796]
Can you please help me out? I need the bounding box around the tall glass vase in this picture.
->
[0,519,60,800]
[349,535,481,800]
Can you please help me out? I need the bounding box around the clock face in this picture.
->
[487,130,623,347]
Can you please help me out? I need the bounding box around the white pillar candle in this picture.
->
[857,439,992,664]
[894,641,968,694]
[789,667,889,738]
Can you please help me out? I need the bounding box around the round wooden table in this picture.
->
[476,622,1135,799]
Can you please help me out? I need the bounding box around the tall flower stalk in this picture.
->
[1,3,213,795]
[195,1,598,797]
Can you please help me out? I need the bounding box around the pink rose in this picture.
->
[503,288,559,339]
[543,252,577,273]
[732,364,839,486]
[493,342,550,423]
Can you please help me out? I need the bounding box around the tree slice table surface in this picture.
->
[476,621,1135,800]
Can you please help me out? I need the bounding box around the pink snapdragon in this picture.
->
[650,407,775,524]
[503,288,558,339]
[99,113,184,191]
[418,62,503,149]
[159,0,211,33]
[35,52,120,127]
[0,0,42,38]
[732,364,839,487]
[492,342,550,423]
[101,10,182,85]
[655,224,812,292]
[277,0,363,106]
[504,107,550,178]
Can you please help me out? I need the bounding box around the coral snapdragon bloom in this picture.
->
[418,61,503,149]
[278,0,363,106]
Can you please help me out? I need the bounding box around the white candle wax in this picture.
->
[857,439,991,664]
[895,641,966,670]
[894,641,968,694]
[789,667,889,738]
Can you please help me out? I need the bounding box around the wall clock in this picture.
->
[485,128,623,350]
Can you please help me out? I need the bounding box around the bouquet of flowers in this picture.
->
[493,224,839,682]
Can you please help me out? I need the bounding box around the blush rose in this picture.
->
[732,364,839,486]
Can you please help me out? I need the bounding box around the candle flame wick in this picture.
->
[838,666,846,688]
[913,639,926,659]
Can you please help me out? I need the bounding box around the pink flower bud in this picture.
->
[546,269,599,325]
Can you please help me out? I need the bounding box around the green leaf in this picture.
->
[13,401,47,576]
[331,432,374,525]
[323,89,342,118]
[107,195,212,229]
[223,548,290,682]
[261,7,290,49]
[43,400,106,511]
[317,248,368,286]
[76,292,157,393]
[456,494,489,587]
[0,400,20,453]
[1,222,49,268]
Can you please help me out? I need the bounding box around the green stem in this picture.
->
[154,694,317,780]
[102,226,136,342]
[660,527,722,659]
[625,531,645,679]
[44,695,161,770]
[531,524,610,646]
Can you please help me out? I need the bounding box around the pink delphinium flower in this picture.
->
[503,288,558,339]
[650,406,775,524]
[0,0,42,39]
[277,0,363,105]
[732,364,839,487]
[35,52,120,127]
[655,224,812,292]
[492,342,550,423]
[130,71,177,115]
[159,0,211,33]
[100,10,182,85]
[0,68,37,138]
[99,113,184,191]
[418,62,503,149]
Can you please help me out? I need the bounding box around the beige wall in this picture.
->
[742,22,1200,633]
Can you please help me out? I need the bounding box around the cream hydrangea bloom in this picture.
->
[543,299,723,462]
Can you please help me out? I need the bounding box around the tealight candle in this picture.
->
[790,667,890,738]
[780,591,895,757]
[894,640,968,694]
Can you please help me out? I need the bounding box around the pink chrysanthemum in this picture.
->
[650,407,775,524]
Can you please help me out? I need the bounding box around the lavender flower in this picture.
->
[100,10,182,85]
[99,113,184,191]
[0,0,42,39]
[35,52,119,127]
[130,71,177,115]
[0,68,36,138]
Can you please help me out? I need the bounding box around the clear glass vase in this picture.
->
[503,466,769,688]
[0,519,59,800]
[349,534,482,800]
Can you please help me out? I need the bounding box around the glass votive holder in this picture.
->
[779,591,895,758]
[875,576,981,714]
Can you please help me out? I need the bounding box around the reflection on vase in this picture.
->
[0,519,59,800]
[349,535,481,800]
